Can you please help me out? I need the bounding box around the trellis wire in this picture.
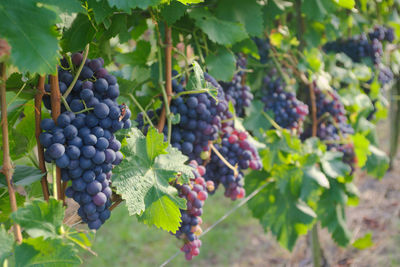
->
[159,180,272,267]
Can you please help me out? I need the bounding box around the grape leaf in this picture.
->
[0,0,60,74]
[351,133,370,168]
[112,127,193,233]
[0,191,25,223]
[177,0,203,4]
[352,233,373,250]
[333,0,355,9]
[0,165,43,188]
[88,0,114,24]
[245,170,315,250]
[61,13,96,52]
[320,151,351,178]
[115,41,151,66]
[317,179,351,246]
[0,225,13,264]
[161,0,188,25]
[14,237,81,267]
[205,47,236,81]
[216,0,263,36]
[11,199,64,239]
[36,0,83,13]
[303,166,329,188]
[243,100,271,140]
[189,8,248,45]
[107,0,161,11]
[363,145,389,179]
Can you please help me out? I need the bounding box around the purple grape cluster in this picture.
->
[173,161,214,260]
[261,73,309,132]
[302,85,356,173]
[253,37,270,64]
[378,65,394,85]
[368,25,395,43]
[204,128,261,200]
[219,55,254,117]
[324,26,395,66]
[323,34,377,63]
[39,53,132,230]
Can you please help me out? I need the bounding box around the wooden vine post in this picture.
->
[35,76,50,200]
[0,62,23,243]
[49,73,63,201]
[157,23,172,134]
[292,2,322,266]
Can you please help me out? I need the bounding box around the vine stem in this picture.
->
[129,94,155,128]
[0,63,23,243]
[35,76,50,201]
[309,82,318,137]
[63,44,89,99]
[294,0,306,51]
[49,73,63,201]
[157,23,173,143]
[209,143,239,177]
[311,224,321,267]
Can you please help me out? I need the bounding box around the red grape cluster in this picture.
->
[173,160,214,260]
[204,127,261,200]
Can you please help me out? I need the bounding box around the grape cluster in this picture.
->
[204,128,261,200]
[39,53,132,229]
[302,86,356,173]
[219,55,254,117]
[260,73,309,132]
[323,34,376,63]
[174,161,214,260]
[253,37,270,64]
[378,65,394,85]
[168,73,232,163]
[368,25,395,43]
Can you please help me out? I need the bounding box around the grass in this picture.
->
[82,190,265,267]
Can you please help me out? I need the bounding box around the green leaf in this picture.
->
[161,1,188,25]
[0,191,25,223]
[245,171,315,250]
[107,0,161,11]
[243,100,271,140]
[37,0,83,13]
[11,199,64,239]
[321,151,351,178]
[363,145,389,179]
[112,128,193,233]
[303,166,329,188]
[0,0,60,74]
[332,0,355,9]
[215,0,263,36]
[317,179,351,246]
[351,134,370,168]
[88,0,115,24]
[115,40,151,66]
[177,0,203,4]
[0,225,14,264]
[0,165,43,188]
[189,8,248,45]
[352,233,374,250]
[302,0,330,22]
[14,237,81,267]
[205,47,236,82]
[61,13,96,52]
